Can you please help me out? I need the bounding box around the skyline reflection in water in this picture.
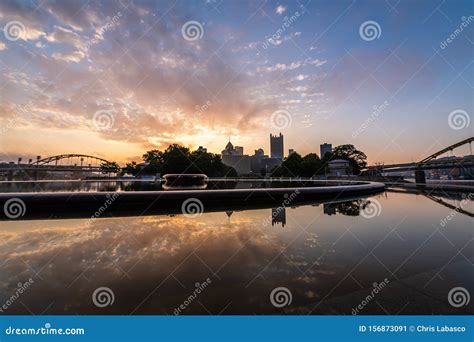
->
[0,191,472,315]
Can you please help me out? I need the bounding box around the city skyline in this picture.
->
[0,0,473,165]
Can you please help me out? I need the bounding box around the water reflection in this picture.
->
[271,207,286,227]
[0,191,472,315]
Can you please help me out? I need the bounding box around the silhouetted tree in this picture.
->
[330,144,367,174]
[123,161,141,176]
[272,145,367,177]
[100,161,121,175]
[127,144,237,177]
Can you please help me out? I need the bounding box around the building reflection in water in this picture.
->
[271,207,286,227]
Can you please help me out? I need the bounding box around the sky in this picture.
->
[0,0,472,165]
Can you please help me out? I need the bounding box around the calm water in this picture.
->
[0,187,472,315]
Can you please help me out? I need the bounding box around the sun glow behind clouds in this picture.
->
[0,0,472,164]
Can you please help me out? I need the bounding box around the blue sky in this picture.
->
[0,0,472,164]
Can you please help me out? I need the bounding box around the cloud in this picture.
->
[52,50,85,63]
[0,1,278,153]
[257,58,326,73]
[275,5,286,15]
[45,25,86,51]
[295,74,307,81]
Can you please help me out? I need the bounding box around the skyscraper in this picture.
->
[320,143,332,158]
[270,133,284,160]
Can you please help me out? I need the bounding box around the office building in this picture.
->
[221,141,251,175]
[270,133,284,160]
[320,143,332,158]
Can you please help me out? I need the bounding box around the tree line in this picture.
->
[100,144,237,177]
[271,144,367,177]
[100,144,367,178]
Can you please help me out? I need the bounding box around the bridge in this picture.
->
[0,154,117,180]
[366,137,474,183]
